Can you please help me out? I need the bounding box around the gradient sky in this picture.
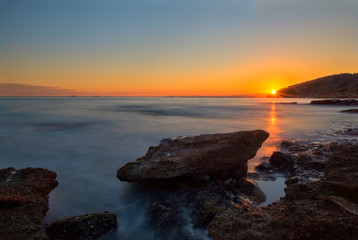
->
[0,0,357,96]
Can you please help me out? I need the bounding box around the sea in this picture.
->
[1,97,357,239]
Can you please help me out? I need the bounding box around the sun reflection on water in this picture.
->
[248,100,282,171]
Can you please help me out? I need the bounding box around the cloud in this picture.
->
[0,83,77,96]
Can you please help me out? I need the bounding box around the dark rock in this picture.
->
[336,128,358,136]
[191,199,225,229]
[311,99,358,105]
[148,201,191,240]
[0,167,58,240]
[208,146,358,240]
[117,130,269,182]
[269,151,294,171]
[46,211,117,240]
[296,154,327,171]
[254,162,275,172]
[149,201,186,228]
[341,109,358,113]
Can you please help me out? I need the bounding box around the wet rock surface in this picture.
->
[208,145,358,240]
[46,211,117,240]
[254,139,357,185]
[144,177,266,240]
[148,201,191,240]
[117,130,269,182]
[0,167,58,240]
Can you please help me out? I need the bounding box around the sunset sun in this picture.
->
[271,90,276,95]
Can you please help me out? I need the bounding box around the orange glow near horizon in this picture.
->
[0,60,341,97]
[1,1,357,97]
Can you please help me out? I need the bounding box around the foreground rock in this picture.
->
[46,211,117,240]
[118,130,269,239]
[310,99,358,105]
[117,130,269,182]
[209,146,358,240]
[0,167,58,239]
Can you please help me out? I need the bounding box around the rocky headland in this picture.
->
[277,73,358,98]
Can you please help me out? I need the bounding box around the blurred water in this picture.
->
[0,97,357,239]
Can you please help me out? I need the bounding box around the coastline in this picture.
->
[2,130,358,239]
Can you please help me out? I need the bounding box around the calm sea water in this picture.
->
[1,97,357,239]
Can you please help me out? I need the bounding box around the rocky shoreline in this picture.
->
[209,143,358,240]
[118,131,358,240]
[2,130,358,239]
[0,168,117,240]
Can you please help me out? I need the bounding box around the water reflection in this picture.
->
[248,101,281,171]
[267,101,280,141]
[250,100,287,206]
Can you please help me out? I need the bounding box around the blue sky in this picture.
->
[1,0,357,96]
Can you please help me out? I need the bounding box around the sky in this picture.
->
[0,0,357,96]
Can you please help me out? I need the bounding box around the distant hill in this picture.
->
[277,73,358,98]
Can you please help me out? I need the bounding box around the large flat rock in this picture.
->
[0,167,58,239]
[117,130,269,182]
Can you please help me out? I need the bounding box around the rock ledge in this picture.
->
[117,130,269,182]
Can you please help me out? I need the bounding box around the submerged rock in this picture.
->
[46,211,117,240]
[0,167,58,239]
[209,146,358,240]
[148,201,190,240]
[144,177,264,240]
[117,130,269,182]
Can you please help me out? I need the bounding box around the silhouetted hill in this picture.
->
[277,73,358,98]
